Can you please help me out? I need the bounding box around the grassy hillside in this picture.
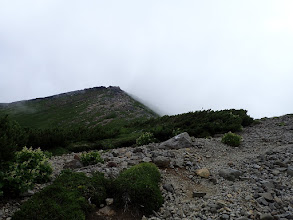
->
[0,86,158,129]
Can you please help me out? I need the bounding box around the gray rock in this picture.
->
[221,214,230,219]
[105,198,114,206]
[142,157,152,162]
[274,161,288,167]
[63,159,83,169]
[219,168,242,181]
[260,213,274,220]
[163,184,174,193]
[236,217,249,220]
[256,197,269,206]
[259,192,274,202]
[159,132,194,149]
[287,166,293,176]
[193,192,206,198]
[152,156,170,168]
[261,180,275,191]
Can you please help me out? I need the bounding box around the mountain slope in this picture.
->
[0,86,158,129]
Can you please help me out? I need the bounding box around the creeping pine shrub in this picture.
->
[12,170,107,220]
[3,147,52,196]
[12,185,91,220]
[136,132,155,146]
[80,151,103,166]
[53,170,107,206]
[112,162,163,215]
[221,132,241,147]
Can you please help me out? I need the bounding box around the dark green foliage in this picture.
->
[135,109,253,141]
[221,132,242,147]
[12,170,107,220]
[0,109,253,154]
[112,163,163,215]
[80,151,103,166]
[12,184,90,220]
[0,115,28,165]
[53,170,107,206]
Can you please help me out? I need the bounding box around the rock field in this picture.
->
[1,115,293,220]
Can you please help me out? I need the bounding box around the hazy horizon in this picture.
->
[1,1,293,119]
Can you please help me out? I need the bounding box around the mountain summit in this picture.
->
[0,86,158,129]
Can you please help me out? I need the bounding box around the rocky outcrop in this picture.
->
[158,132,194,149]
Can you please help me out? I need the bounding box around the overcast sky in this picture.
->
[0,1,293,119]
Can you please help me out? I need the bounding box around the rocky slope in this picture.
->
[1,115,293,220]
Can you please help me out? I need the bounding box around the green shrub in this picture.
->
[12,184,91,220]
[0,171,4,197]
[12,170,108,220]
[53,170,107,206]
[221,132,241,147]
[0,115,28,164]
[136,132,155,146]
[113,162,163,215]
[80,151,103,166]
[3,147,52,196]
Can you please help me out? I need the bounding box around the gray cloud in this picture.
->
[1,0,293,119]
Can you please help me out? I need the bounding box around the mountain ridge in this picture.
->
[0,86,158,129]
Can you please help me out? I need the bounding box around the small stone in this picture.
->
[63,159,83,169]
[252,164,261,169]
[221,214,230,219]
[163,184,174,193]
[260,213,274,220]
[96,206,116,216]
[287,166,293,176]
[260,193,274,202]
[195,168,210,178]
[274,161,288,167]
[133,147,143,153]
[74,154,80,161]
[125,151,132,158]
[193,192,207,198]
[107,161,117,167]
[105,198,114,206]
[219,168,242,181]
[142,157,152,162]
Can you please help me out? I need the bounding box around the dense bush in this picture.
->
[136,132,155,146]
[13,163,163,219]
[53,170,107,206]
[1,109,253,154]
[3,147,52,196]
[112,162,163,215]
[134,109,254,141]
[12,184,91,220]
[12,170,107,220]
[221,132,242,147]
[0,115,28,165]
[80,151,103,166]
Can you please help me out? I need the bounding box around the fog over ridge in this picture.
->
[0,0,293,119]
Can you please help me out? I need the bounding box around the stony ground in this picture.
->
[1,115,293,220]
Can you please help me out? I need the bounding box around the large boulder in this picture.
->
[159,132,194,150]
